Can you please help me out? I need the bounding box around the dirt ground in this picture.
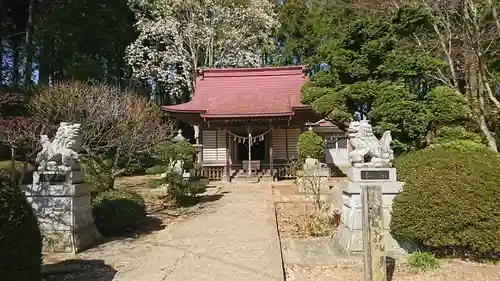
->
[301,260,500,281]
[273,181,340,238]
[276,201,333,238]
[273,181,500,281]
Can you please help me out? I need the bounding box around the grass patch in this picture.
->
[407,252,440,272]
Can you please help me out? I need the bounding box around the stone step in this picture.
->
[231,176,260,183]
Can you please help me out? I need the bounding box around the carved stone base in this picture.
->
[24,170,102,253]
[336,179,406,253]
[347,167,397,182]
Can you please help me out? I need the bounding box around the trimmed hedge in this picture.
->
[390,147,500,258]
[92,189,147,236]
[0,170,42,280]
[298,131,325,165]
[426,139,490,153]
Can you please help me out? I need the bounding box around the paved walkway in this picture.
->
[114,182,284,281]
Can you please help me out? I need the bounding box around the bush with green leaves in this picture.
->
[91,189,147,236]
[391,147,500,259]
[0,170,42,280]
[298,131,325,165]
[147,140,207,202]
[164,173,208,203]
[146,140,197,175]
[427,139,490,153]
[406,252,440,272]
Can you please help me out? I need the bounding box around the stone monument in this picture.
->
[24,122,101,253]
[297,157,330,193]
[337,120,405,253]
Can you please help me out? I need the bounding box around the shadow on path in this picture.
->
[42,259,116,281]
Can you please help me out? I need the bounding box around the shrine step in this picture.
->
[231,170,261,183]
[231,177,260,183]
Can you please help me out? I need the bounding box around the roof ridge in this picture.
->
[200,72,304,79]
[199,65,305,73]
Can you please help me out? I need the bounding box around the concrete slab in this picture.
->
[281,237,363,267]
[164,252,280,281]
[125,182,284,281]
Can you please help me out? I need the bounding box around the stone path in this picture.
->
[110,182,284,281]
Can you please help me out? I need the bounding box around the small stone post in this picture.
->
[362,185,386,281]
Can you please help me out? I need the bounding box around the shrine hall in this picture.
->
[163,65,348,181]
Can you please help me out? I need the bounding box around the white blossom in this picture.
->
[126,0,279,99]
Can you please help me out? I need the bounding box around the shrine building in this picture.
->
[163,65,348,182]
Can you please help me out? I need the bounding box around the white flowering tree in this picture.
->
[126,0,279,101]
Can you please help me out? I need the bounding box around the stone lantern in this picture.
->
[171,129,190,179]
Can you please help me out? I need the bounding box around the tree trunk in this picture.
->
[38,44,50,85]
[477,114,497,152]
[0,36,3,86]
[106,176,115,191]
[12,39,20,86]
[470,63,498,153]
[0,0,4,86]
[22,0,35,88]
[10,146,16,182]
[18,155,29,186]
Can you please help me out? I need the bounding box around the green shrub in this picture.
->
[146,165,166,175]
[84,158,115,194]
[406,252,440,272]
[298,131,325,165]
[122,152,158,176]
[0,170,42,280]
[434,125,483,144]
[427,139,490,153]
[155,141,197,172]
[92,189,147,236]
[164,173,208,203]
[391,147,500,259]
[151,140,207,202]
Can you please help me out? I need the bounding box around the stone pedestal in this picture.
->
[337,167,405,253]
[24,170,101,253]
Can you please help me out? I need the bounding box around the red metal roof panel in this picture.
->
[163,66,308,117]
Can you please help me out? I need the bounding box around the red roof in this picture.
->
[163,66,309,118]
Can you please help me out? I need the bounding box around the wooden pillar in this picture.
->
[285,128,289,160]
[362,185,386,281]
[269,128,274,179]
[234,137,238,164]
[225,130,231,182]
[199,129,204,166]
[247,123,252,177]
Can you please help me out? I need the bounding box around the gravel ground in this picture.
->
[274,182,500,281]
[300,260,500,281]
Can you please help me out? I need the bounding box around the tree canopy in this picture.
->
[2,0,500,153]
[277,0,493,152]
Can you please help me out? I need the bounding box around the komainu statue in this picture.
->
[35,122,83,171]
[347,120,394,168]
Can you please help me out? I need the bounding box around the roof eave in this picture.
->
[291,105,313,110]
[200,112,295,118]
[162,106,206,114]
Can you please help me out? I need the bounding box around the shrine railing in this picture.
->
[200,166,225,181]
[275,165,296,180]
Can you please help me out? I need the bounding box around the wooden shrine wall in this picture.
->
[272,128,300,161]
[202,129,227,164]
